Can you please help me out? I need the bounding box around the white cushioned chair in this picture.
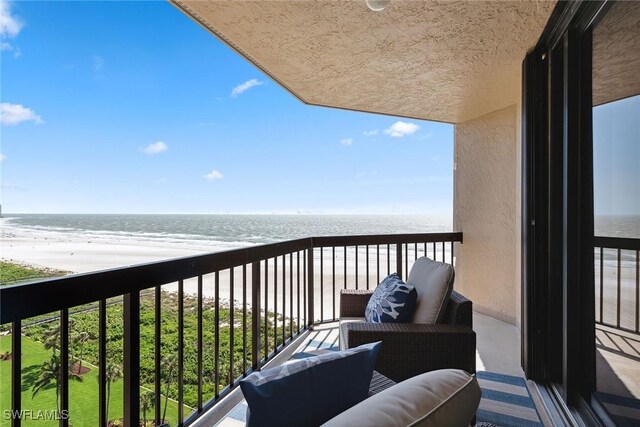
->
[339,257,476,382]
[321,369,481,427]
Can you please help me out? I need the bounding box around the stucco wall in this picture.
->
[454,105,519,325]
[515,101,522,331]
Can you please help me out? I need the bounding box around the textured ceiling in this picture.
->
[172,0,556,124]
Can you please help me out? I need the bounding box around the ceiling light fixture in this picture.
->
[365,0,391,12]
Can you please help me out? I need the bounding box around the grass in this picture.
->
[0,262,67,286]
[0,335,188,427]
[0,261,295,426]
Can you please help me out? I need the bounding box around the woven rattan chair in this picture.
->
[339,285,476,382]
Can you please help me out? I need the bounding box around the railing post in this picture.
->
[60,309,69,427]
[396,243,403,279]
[197,276,203,411]
[251,261,261,370]
[123,291,140,427]
[178,281,184,423]
[11,320,21,427]
[99,300,107,427]
[307,247,315,326]
[154,287,162,425]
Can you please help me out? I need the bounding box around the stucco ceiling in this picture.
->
[592,1,640,107]
[171,0,557,124]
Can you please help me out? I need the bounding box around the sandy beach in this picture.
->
[2,217,635,327]
[0,218,243,274]
[0,218,440,321]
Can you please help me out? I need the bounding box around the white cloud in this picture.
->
[142,141,168,154]
[0,153,6,161]
[0,0,22,38]
[231,79,263,97]
[356,170,377,178]
[418,131,433,140]
[384,121,419,138]
[340,138,354,146]
[0,103,43,125]
[92,55,104,72]
[204,170,223,181]
[1,183,27,191]
[0,41,19,57]
[363,129,379,137]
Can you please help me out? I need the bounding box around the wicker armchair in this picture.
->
[339,289,476,382]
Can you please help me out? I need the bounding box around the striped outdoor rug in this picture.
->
[594,391,640,427]
[476,371,542,427]
[216,329,544,427]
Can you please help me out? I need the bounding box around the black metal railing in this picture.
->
[0,232,462,427]
[594,236,640,334]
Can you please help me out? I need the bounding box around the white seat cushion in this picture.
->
[407,257,454,324]
[321,369,481,427]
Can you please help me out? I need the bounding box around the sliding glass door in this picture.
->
[522,1,639,424]
[591,2,640,424]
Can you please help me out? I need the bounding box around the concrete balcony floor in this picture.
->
[596,324,640,399]
[198,312,557,427]
[595,324,640,423]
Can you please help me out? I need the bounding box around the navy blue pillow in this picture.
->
[240,342,381,427]
[365,273,418,323]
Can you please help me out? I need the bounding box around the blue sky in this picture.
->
[593,95,640,216]
[0,0,454,215]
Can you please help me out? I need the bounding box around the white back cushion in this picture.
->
[407,257,454,324]
[321,369,481,427]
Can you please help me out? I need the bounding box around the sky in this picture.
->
[0,0,455,215]
[593,95,640,216]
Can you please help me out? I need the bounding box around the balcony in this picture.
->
[2,232,638,427]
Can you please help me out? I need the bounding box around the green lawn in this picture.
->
[0,262,67,286]
[0,335,189,427]
[0,262,290,426]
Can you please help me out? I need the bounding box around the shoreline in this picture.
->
[1,219,240,274]
[2,219,636,326]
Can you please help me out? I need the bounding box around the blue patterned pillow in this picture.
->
[240,342,381,427]
[365,273,418,323]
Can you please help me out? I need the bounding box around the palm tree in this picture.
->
[32,356,60,408]
[32,354,83,412]
[102,363,122,419]
[140,390,155,427]
[161,354,178,424]
[42,324,60,353]
[72,331,90,373]
[42,318,76,354]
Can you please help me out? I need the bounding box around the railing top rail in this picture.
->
[0,237,311,324]
[0,232,462,323]
[312,232,463,247]
[594,236,640,251]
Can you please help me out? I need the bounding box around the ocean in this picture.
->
[2,214,638,247]
[594,215,640,239]
[1,213,454,248]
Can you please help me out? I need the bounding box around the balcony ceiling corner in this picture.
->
[171,0,557,124]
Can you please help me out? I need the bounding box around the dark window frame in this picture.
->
[521,1,618,425]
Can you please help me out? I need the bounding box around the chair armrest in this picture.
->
[339,289,374,318]
[443,290,473,328]
[341,322,476,382]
